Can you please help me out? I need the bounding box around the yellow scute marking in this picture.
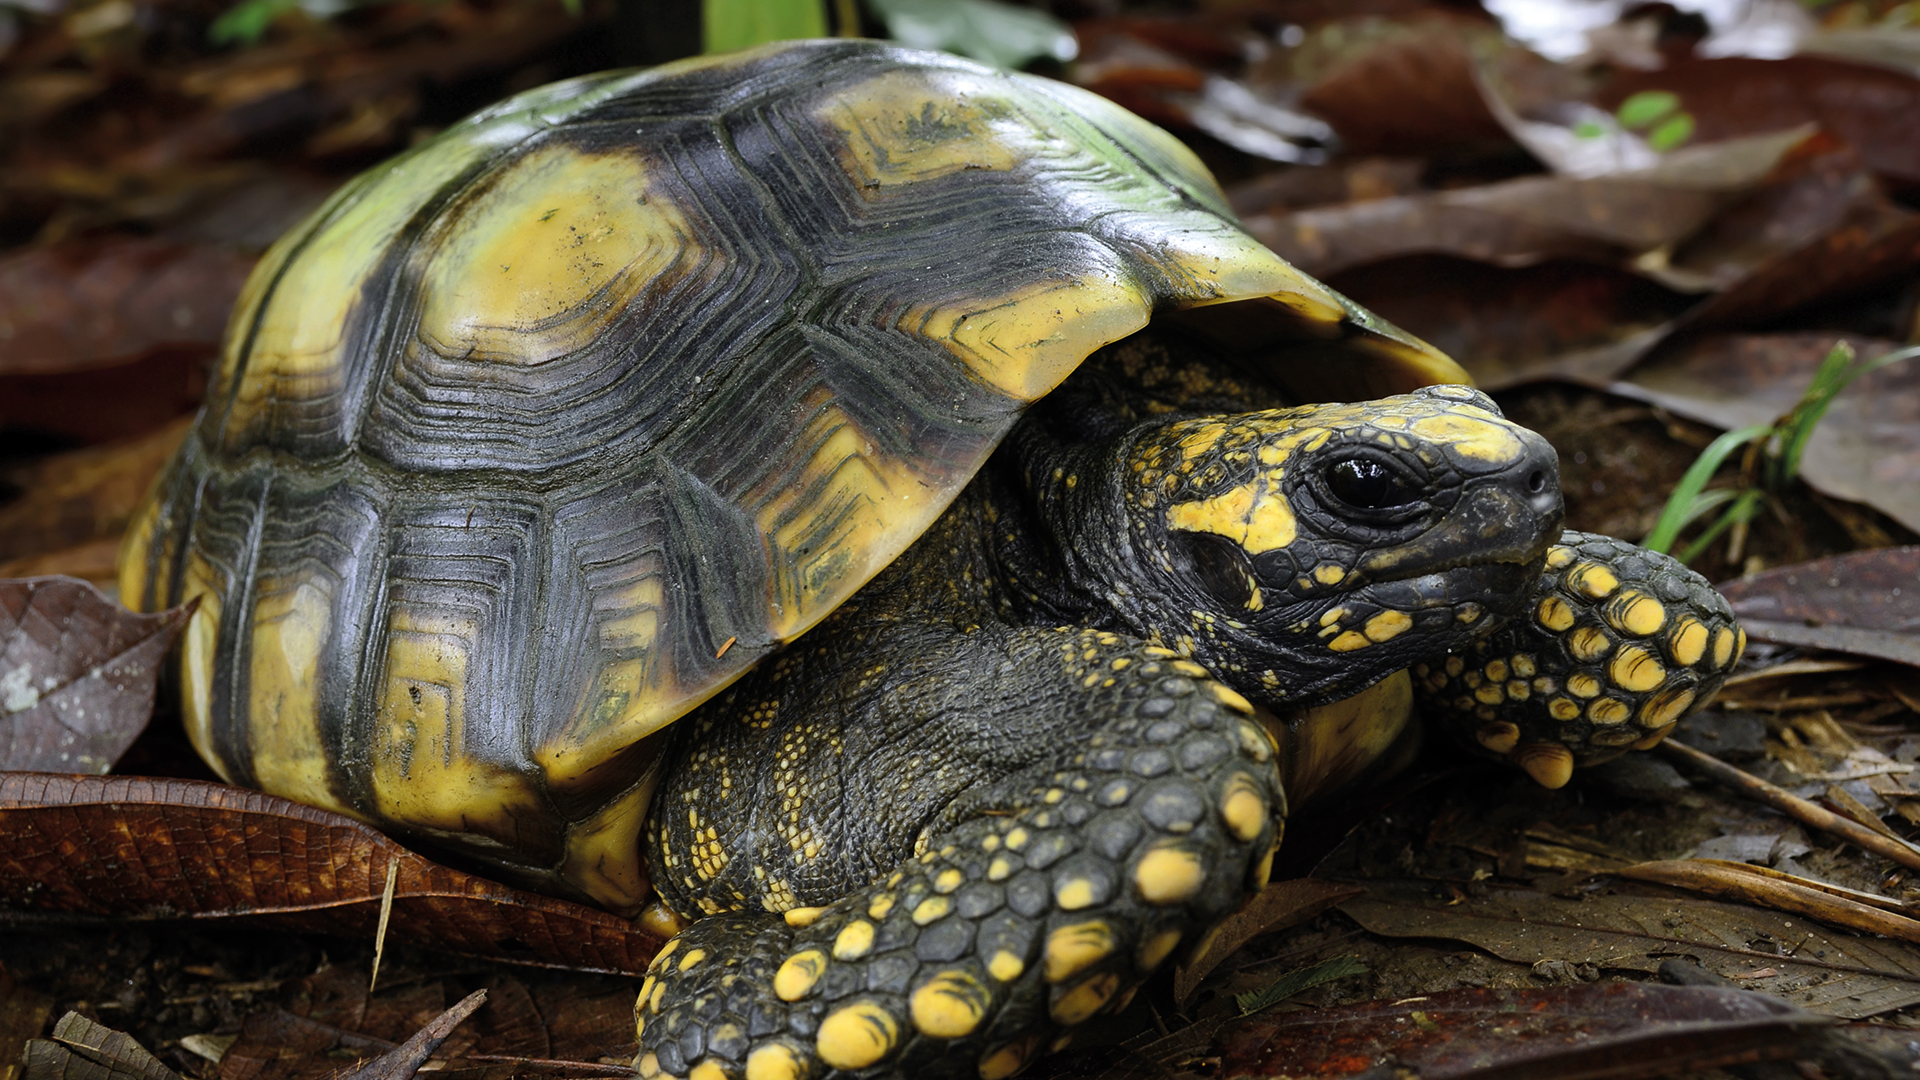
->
[1138,929,1182,971]
[834,920,875,960]
[745,1044,803,1080]
[368,605,542,838]
[1160,231,1349,316]
[1364,610,1411,643]
[815,1000,898,1070]
[979,1036,1041,1080]
[246,575,337,811]
[1044,921,1113,982]
[931,269,1151,402]
[1166,483,1297,555]
[988,950,1025,982]
[911,970,991,1038]
[1608,645,1667,693]
[1408,412,1526,466]
[225,136,496,439]
[1220,779,1266,842]
[1669,617,1709,667]
[414,144,693,366]
[176,554,228,781]
[556,753,658,913]
[1051,972,1121,1026]
[775,949,827,1002]
[820,69,1022,187]
[1135,846,1205,905]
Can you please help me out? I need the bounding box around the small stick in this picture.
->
[1658,739,1920,873]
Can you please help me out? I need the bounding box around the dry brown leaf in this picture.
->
[1283,12,1511,157]
[0,418,190,566]
[1173,878,1363,1006]
[1329,256,1692,390]
[1600,56,1920,186]
[0,240,254,376]
[23,1013,181,1080]
[0,578,191,773]
[1246,128,1807,279]
[1714,548,1920,667]
[0,349,207,446]
[0,774,664,974]
[1219,982,1829,1080]
[1339,878,1920,1018]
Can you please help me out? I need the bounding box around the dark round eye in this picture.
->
[1326,458,1420,509]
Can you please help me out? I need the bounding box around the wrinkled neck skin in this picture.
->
[990,384,1566,716]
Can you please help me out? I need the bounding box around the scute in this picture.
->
[120,39,1461,911]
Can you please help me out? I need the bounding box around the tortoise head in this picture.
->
[1113,385,1564,709]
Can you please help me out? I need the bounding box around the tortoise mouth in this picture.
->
[1357,554,1544,628]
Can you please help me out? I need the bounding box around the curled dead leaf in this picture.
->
[0,578,193,774]
[0,774,664,973]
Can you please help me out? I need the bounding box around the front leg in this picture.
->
[636,625,1283,1080]
[1415,530,1746,785]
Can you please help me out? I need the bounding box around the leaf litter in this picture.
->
[8,0,1920,1077]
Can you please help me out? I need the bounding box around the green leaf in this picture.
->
[1235,955,1368,1016]
[208,0,300,45]
[865,0,1076,69]
[1616,90,1679,130]
[1572,120,1607,140]
[1648,112,1695,151]
[703,0,826,53]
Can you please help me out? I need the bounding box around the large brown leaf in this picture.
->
[0,774,664,974]
[0,240,254,376]
[1245,128,1806,278]
[0,578,190,774]
[1714,548,1920,666]
[1219,982,1829,1080]
[1600,56,1920,185]
[1328,256,1693,390]
[0,418,190,568]
[1340,879,1920,1019]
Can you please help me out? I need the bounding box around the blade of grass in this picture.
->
[1644,423,1770,553]
[1677,488,1763,565]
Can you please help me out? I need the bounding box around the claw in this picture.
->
[1512,742,1574,789]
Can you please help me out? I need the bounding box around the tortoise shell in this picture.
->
[118,40,1465,911]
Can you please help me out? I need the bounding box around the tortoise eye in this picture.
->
[1325,458,1419,509]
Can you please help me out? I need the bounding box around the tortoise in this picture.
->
[118,39,1743,1080]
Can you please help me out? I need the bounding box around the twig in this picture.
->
[1657,739,1920,872]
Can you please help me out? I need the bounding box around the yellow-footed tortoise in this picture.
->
[118,39,1744,1080]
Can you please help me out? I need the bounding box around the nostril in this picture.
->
[1527,470,1548,495]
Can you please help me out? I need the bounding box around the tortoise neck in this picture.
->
[989,411,1160,633]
